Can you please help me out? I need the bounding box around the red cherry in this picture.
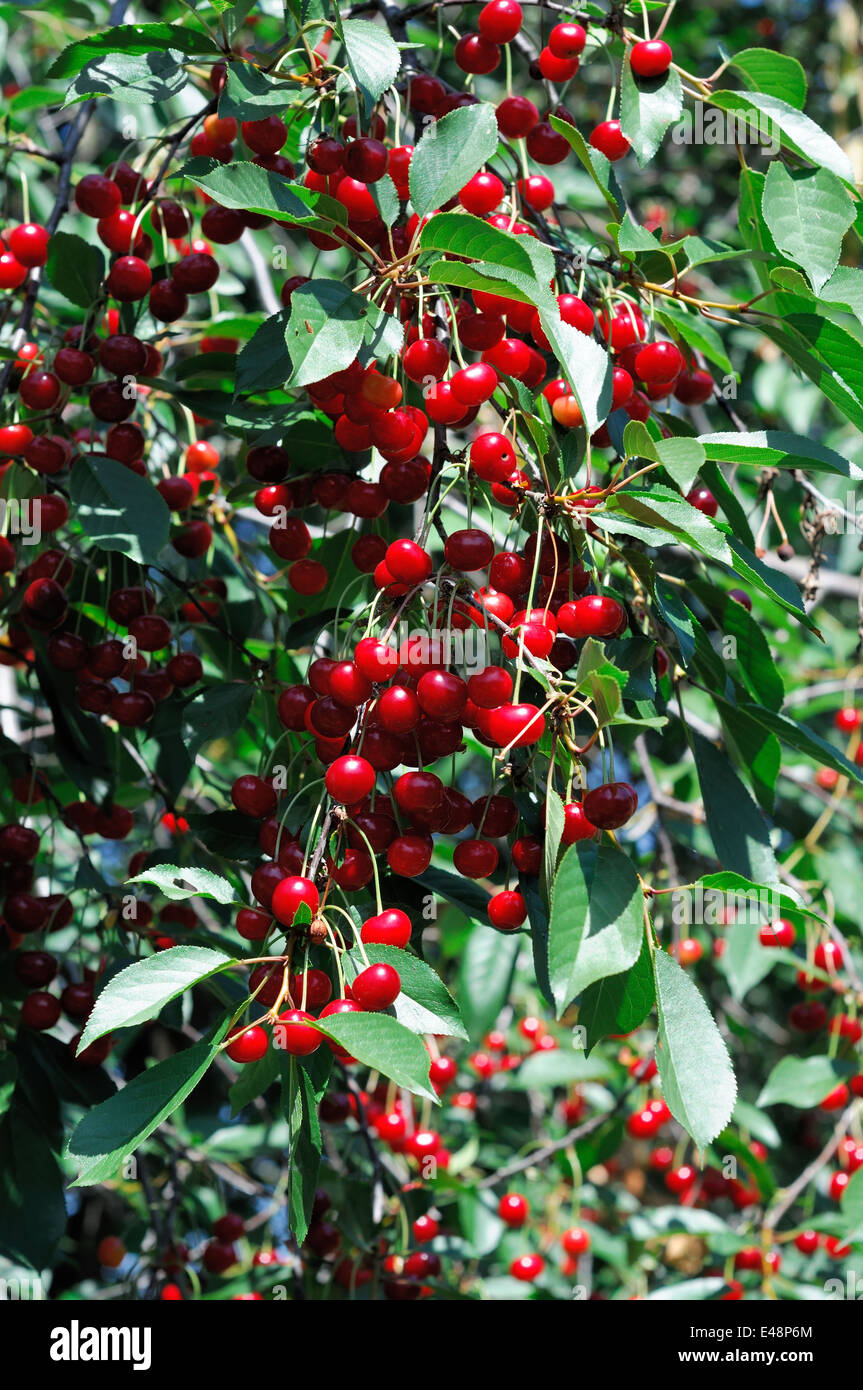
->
[21,991,61,1029]
[496,95,539,139]
[470,431,517,483]
[231,774,277,819]
[106,256,152,301]
[582,782,637,830]
[488,889,527,931]
[478,0,522,42]
[538,46,579,82]
[361,908,412,948]
[352,962,401,1011]
[325,754,376,805]
[454,32,500,74]
[510,1254,544,1281]
[548,22,586,58]
[485,703,545,747]
[589,121,631,161]
[459,171,505,216]
[562,1226,591,1255]
[498,1192,529,1227]
[276,1009,322,1056]
[630,39,673,78]
[271,876,319,926]
[8,223,50,267]
[387,834,433,877]
[685,486,718,517]
[0,251,27,288]
[834,706,860,733]
[561,802,596,844]
[634,340,684,384]
[450,363,498,406]
[759,917,796,948]
[557,595,626,639]
[385,539,433,585]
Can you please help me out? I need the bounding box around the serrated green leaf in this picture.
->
[548,841,643,1017]
[654,950,736,1150]
[78,946,233,1051]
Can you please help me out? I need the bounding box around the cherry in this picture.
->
[496,95,539,139]
[361,908,412,948]
[459,171,504,216]
[0,251,27,288]
[485,703,545,747]
[538,47,579,82]
[759,917,796,948]
[8,223,49,267]
[344,138,389,183]
[562,1226,591,1256]
[510,1254,544,1281]
[814,940,844,972]
[589,120,631,161]
[75,174,121,218]
[19,370,61,411]
[470,431,517,483]
[561,801,596,844]
[582,782,637,830]
[403,337,449,384]
[325,754,376,805]
[352,962,401,1011]
[478,0,522,42]
[385,539,432,585]
[445,529,494,571]
[53,347,94,385]
[106,255,151,301]
[634,340,684,384]
[453,839,498,879]
[517,173,555,211]
[387,834,433,877]
[276,1009,322,1056]
[22,577,67,630]
[795,1230,820,1255]
[549,22,586,58]
[526,121,569,165]
[408,74,446,114]
[21,991,61,1029]
[394,771,445,816]
[468,665,512,709]
[630,39,673,78]
[230,775,277,820]
[271,875,319,926]
[454,33,500,74]
[685,486,718,517]
[511,836,542,875]
[451,363,498,406]
[675,368,714,405]
[203,1240,237,1273]
[488,889,527,931]
[557,595,625,639]
[172,252,219,293]
[834,706,860,733]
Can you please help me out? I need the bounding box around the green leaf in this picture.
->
[727,536,814,629]
[126,865,238,904]
[283,1057,324,1243]
[458,926,520,1039]
[537,309,613,435]
[719,705,782,816]
[579,932,655,1053]
[840,1167,863,1238]
[549,115,623,214]
[620,55,683,164]
[409,103,501,220]
[286,281,367,388]
[46,232,104,308]
[65,50,188,105]
[735,703,863,784]
[47,23,220,77]
[761,163,854,295]
[730,48,807,108]
[235,310,290,394]
[653,950,736,1150]
[721,916,776,1001]
[78,945,233,1052]
[548,841,644,1017]
[417,866,490,924]
[69,454,170,565]
[420,211,551,281]
[602,486,732,563]
[0,1054,16,1124]
[0,1107,67,1269]
[66,1024,229,1186]
[709,90,854,183]
[219,61,290,119]
[691,731,779,884]
[339,17,402,112]
[177,159,347,232]
[542,788,565,906]
[655,436,706,494]
[345,944,467,1040]
[758,1055,856,1108]
[313,1012,437,1102]
[181,684,254,762]
[761,312,863,431]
